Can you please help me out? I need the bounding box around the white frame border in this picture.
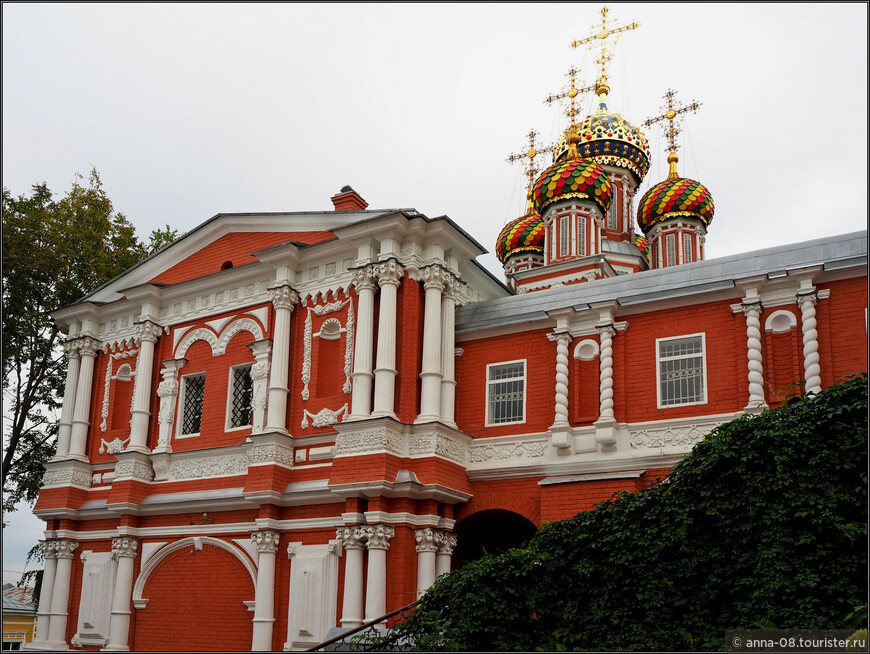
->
[655,332,708,410]
[485,358,528,427]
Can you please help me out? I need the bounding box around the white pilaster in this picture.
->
[68,338,100,461]
[54,341,82,460]
[372,260,403,417]
[415,528,438,597]
[30,542,58,646]
[337,526,366,628]
[266,285,299,433]
[417,266,446,423]
[105,537,139,651]
[594,323,617,445]
[548,331,572,449]
[439,280,458,427]
[250,530,280,651]
[435,531,457,578]
[128,320,162,453]
[797,289,822,394]
[349,267,377,419]
[153,358,187,454]
[46,539,78,648]
[363,524,394,624]
[248,340,272,434]
[742,298,768,411]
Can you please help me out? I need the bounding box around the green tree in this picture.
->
[369,374,868,651]
[148,223,180,254]
[2,169,150,515]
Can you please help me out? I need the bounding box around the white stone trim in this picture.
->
[654,332,708,409]
[764,309,798,333]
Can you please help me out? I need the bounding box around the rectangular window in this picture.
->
[228,364,253,429]
[666,233,676,266]
[683,233,693,263]
[657,334,706,407]
[607,188,618,229]
[486,360,526,425]
[578,215,587,256]
[179,374,205,436]
[559,215,570,258]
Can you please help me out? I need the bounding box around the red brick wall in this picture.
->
[817,277,868,385]
[151,231,334,285]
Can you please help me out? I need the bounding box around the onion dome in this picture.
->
[495,208,544,263]
[636,153,714,233]
[532,155,613,216]
[634,233,650,259]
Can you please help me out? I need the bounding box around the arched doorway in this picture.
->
[453,509,537,569]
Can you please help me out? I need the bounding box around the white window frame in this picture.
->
[665,232,677,266]
[656,333,708,409]
[225,363,254,431]
[577,214,587,256]
[176,372,206,438]
[485,359,527,427]
[683,232,693,264]
[559,214,570,258]
[607,186,618,230]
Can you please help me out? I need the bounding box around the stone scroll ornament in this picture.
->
[301,404,348,429]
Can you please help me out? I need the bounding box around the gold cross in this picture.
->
[643,89,701,154]
[571,6,640,94]
[544,66,596,132]
[506,129,555,201]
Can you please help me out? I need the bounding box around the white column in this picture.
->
[435,532,457,578]
[415,528,438,597]
[363,524,394,624]
[593,323,617,446]
[248,340,272,434]
[30,542,58,645]
[417,266,446,422]
[266,285,299,433]
[742,299,768,411]
[46,539,78,647]
[797,290,822,395]
[439,280,458,426]
[349,267,377,419]
[250,531,280,651]
[337,527,366,628]
[372,260,403,417]
[547,331,572,449]
[153,358,186,454]
[54,342,82,460]
[105,537,139,651]
[128,320,162,453]
[68,338,100,461]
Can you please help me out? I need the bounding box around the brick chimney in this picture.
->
[331,185,369,211]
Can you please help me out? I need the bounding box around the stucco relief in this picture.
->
[468,440,548,463]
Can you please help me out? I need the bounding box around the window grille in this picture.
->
[607,191,618,229]
[559,215,570,257]
[658,335,705,406]
[683,232,693,263]
[230,365,253,428]
[487,361,525,424]
[578,215,587,256]
[666,232,676,266]
[180,375,205,435]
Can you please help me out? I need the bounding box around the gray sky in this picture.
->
[2,3,867,583]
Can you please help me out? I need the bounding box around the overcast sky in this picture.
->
[2,3,867,584]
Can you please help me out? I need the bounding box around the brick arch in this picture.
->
[455,489,541,526]
[133,540,255,651]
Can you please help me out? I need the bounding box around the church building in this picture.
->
[28,9,867,652]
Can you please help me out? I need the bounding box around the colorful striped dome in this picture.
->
[495,210,545,263]
[637,176,714,233]
[532,157,613,216]
[553,103,650,184]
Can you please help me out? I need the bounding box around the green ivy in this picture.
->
[370,374,868,651]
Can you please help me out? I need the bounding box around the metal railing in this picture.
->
[305,601,418,652]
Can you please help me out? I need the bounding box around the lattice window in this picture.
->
[559,215,570,258]
[683,232,694,263]
[578,215,587,256]
[607,187,618,230]
[229,365,253,428]
[666,232,677,266]
[657,335,706,407]
[486,360,525,425]
[180,374,205,435]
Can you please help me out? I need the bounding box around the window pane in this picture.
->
[658,336,704,406]
[181,376,205,435]
[487,361,525,424]
[230,366,253,428]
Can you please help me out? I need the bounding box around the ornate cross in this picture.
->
[571,6,640,94]
[506,129,554,197]
[643,89,701,153]
[544,66,595,132]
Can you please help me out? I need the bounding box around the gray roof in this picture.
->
[3,584,36,615]
[456,231,867,333]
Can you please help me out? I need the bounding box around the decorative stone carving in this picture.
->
[133,320,162,344]
[302,404,348,429]
[100,356,112,432]
[363,525,394,550]
[742,299,767,409]
[114,459,155,482]
[168,453,247,480]
[249,441,295,467]
[415,528,438,553]
[39,540,58,559]
[54,539,79,559]
[269,285,299,311]
[797,290,822,394]
[313,299,349,316]
[99,437,130,455]
[420,264,447,292]
[251,530,280,554]
[408,432,467,465]
[375,259,404,287]
[343,299,355,394]
[154,358,186,451]
[336,526,367,549]
[335,428,403,456]
[468,440,548,463]
[351,265,377,292]
[42,467,93,488]
[302,308,313,400]
[435,531,457,555]
[630,423,720,449]
[112,537,140,559]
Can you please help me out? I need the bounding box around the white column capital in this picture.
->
[269,284,299,310]
[38,540,58,560]
[133,319,163,344]
[421,264,447,291]
[336,526,367,549]
[111,537,140,559]
[351,265,378,292]
[73,336,101,358]
[415,528,439,553]
[53,539,79,560]
[252,530,281,554]
[363,524,394,550]
[374,259,404,287]
[435,531,457,555]
[796,289,819,307]
[62,339,83,359]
